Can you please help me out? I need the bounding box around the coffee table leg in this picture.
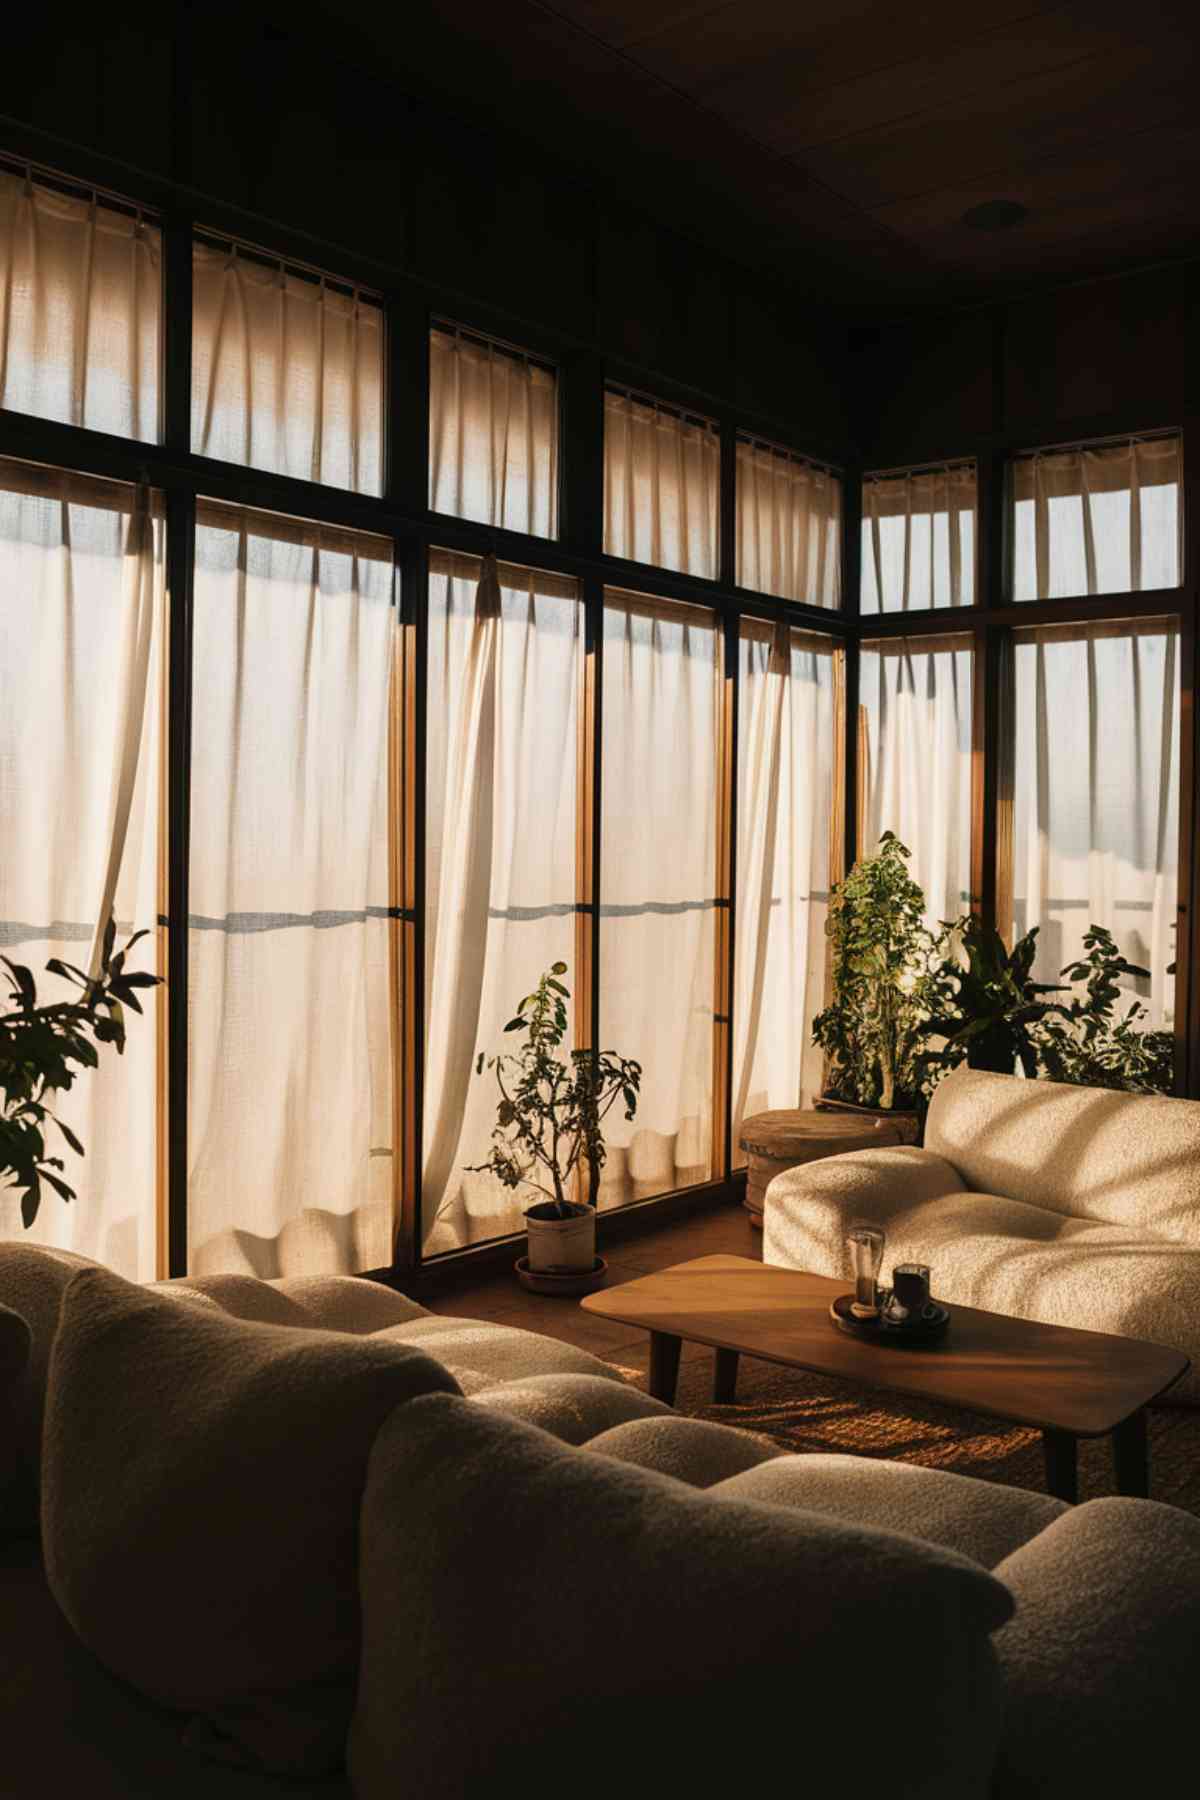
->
[648,1331,682,1405]
[1043,1429,1078,1502]
[713,1346,739,1404]
[1112,1408,1149,1498]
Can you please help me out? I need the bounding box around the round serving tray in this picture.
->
[830,1292,950,1346]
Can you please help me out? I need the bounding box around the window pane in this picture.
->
[1010,621,1178,1025]
[859,635,974,929]
[604,391,719,577]
[601,589,718,1203]
[733,621,837,1157]
[191,242,383,493]
[737,437,841,607]
[0,171,160,439]
[429,328,559,536]
[423,552,581,1255]
[861,464,976,613]
[0,462,163,1275]
[188,508,394,1275]
[1011,436,1181,601]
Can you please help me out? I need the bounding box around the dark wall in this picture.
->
[2,4,850,458]
[851,262,1198,466]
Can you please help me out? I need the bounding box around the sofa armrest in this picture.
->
[763,1144,966,1276]
[991,1497,1200,1797]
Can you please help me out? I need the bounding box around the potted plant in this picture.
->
[811,832,952,1140]
[1032,927,1174,1094]
[471,962,641,1291]
[918,918,1063,1081]
[1,920,160,1227]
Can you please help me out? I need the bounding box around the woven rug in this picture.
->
[611,1351,1200,1517]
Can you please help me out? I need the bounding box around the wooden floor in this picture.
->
[422,1198,762,1385]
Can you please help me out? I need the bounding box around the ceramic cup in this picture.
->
[883,1262,937,1326]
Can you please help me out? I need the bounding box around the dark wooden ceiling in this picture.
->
[328,0,1200,309]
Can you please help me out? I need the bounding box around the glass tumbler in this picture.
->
[846,1226,886,1317]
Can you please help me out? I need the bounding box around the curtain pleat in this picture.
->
[1011,620,1178,1025]
[422,553,580,1253]
[859,635,974,929]
[600,591,717,1198]
[1012,437,1182,600]
[0,170,160,439]
[732,621,835,1154]
[861,465,976,612]
[736,439,841,606]
[191,243,383,494]
[604,392,719,577]
[0,464,164,1275]
[429,328,558,536]
[186,510,394,1276]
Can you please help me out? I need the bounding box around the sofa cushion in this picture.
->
[0,1300,33,1524]
[0,1537,351,1800]
[152,1273,429,1334]
[587,1415,784,1486]
[471,1372,673,1444]
[925,1066,1200,1240]
[714,1453,1067,1570]
[348,1393,1013,1800]
[370,1314,625,1388]
[41,1265,460,1777]
[768,1176,1200,1401]
[991,1498,1200,1796]
[0,1244,94,1530]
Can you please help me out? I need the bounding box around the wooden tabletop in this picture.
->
[738,1108,901,1156]
[582,1254,1189,1436]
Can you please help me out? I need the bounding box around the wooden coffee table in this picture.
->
[581,1254,1190,1502]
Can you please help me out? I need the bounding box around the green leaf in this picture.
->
[55,1120,85,1156]
[550,961,568,976]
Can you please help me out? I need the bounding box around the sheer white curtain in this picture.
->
[1010,621,1178,1022]
[429,328,559,536]
[0,463,164,1277]
[859,635,973,929]
[423,553,580,1255]
[600,591,717,1200]
[1012,436,1182,601]
[604,391,719,577]
[732,621,836,1156]
[736,438,841,607]
[862,464,976,612]
[0,169,160,439]
[187,507,394,1276]
[191,242,383,493]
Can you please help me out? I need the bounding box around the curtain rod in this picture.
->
[738,430,842,478]
[432,316,557,376]
[1012,426,1180,460]
[863,457,976,481]
[194,227,384,304]
[605,380,718,434]
[0,150,152,224]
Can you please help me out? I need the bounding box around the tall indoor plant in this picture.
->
[1,921,160,1228]
[812,832,951,1122]
[471,962,642,1282]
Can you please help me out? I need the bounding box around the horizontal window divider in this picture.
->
[860,588,1189,635]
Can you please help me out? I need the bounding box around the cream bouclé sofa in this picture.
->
[2,1240,1200,1799]
[766,1065,1200,1396]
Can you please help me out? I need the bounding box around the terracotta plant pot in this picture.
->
[524,1200,596,1273]
[816,1091,922,1146]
